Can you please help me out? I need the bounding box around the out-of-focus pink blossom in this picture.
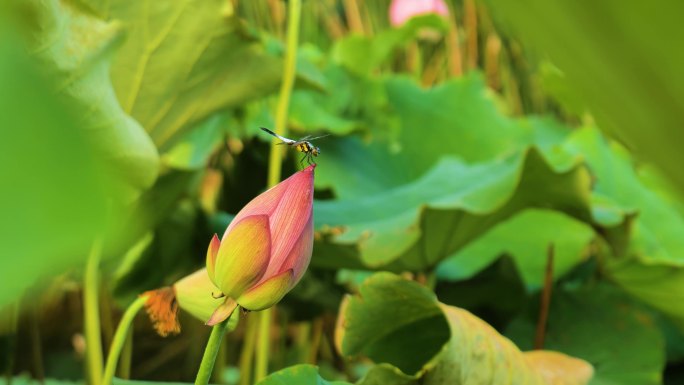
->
[389,0,449,27]
[205,165,315,325]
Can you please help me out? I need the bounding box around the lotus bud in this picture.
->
[205,165,315,325]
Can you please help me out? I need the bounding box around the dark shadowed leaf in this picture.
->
[560,127,684,327]
[507,284,665,385]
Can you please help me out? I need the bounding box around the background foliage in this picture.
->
[2,0,684,384]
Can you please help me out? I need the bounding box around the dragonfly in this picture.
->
[260,127,329,166]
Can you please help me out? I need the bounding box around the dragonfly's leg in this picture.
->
[300,153,307,167]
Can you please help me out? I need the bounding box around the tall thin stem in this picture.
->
[254,310,271,381]
[266,0,301,186]
[256,0,302,381]
[101,296,147,385]
[117,328,133,379]
[194,319,229,385]
[534,244,555,350]
[238,316,258,385]
[308,318,324,364]
[84,237,104,385]
[464,0,478,70]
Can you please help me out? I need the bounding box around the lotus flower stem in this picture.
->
[101,295,147,385]
[194,318,230,385]
[84,237,104,385]
[256,0,302,381]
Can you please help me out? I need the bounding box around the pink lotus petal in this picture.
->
[221,167,314,238]
[274,210,313,288]
[205,234,221,285]
[265,166,314,278]
[221,183,286,237]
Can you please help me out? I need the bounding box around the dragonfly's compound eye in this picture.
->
[314,147,321,156]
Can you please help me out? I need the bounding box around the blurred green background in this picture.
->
[2,0,684,384]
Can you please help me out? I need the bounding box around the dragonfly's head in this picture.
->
[312,146,320,157]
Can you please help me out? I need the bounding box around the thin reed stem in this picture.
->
[102,296,147,385]
[84,237,104,385]
[256,0,302,381]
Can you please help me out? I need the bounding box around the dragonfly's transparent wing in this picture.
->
[300,134,330,142]
[260,127,296,144]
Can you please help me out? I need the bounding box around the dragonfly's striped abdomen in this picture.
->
[296,142,312,153]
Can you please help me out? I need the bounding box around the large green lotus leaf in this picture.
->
[558,127,684,327]
[0,30,114,307]
[314,148,592,271]
[294,47,531,191]
[563,126,684,265]
[24,0,160,198]
[257,364,351,385]
[84,0,283,151]
[338,273,593,385]
[486,0,684,196]
[437,209,595,289]
[506,284,665,385]
[384,76,529,175]
[314,74,536,198]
